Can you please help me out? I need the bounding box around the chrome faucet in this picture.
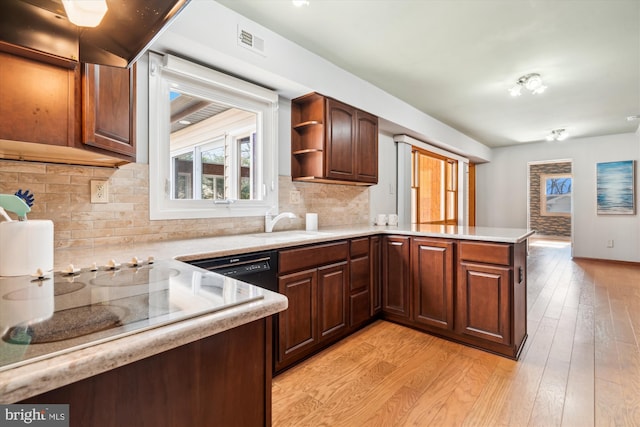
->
[265,211,296,233]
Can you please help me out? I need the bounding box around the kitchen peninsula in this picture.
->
[0,225,532,427]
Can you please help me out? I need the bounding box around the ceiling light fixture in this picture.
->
[61,0,108,27]
[292,0,310,6]
[510,73,547,97]
[546,128,568,141]
[627,115,640,121]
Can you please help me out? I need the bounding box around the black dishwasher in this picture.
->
[186,250,279,293]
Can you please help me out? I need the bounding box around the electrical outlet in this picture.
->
[289,190,301,204]
[91,180,109,204]
[606,240,614,248]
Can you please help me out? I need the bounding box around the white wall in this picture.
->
[476,132,640,262]
[369,132,398,223]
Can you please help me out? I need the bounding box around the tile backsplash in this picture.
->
[0,160,370,249]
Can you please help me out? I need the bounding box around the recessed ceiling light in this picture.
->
[178,120,191,125]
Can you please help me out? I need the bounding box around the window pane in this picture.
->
[238,136,253,200]
[201,146,225,200]
[173,152,193,199]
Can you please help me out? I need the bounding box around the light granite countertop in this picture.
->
[53,224,534,269]
[1,224,533,403]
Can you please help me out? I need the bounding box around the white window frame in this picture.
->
[149,53,279,220]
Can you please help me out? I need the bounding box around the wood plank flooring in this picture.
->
[272,239,640,426]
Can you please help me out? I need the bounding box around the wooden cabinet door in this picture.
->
[382,236,411,318]
[354,110,378,183]
[318,261,349,340]
[0,50,76,147]
[411,238,455,330]
[349,237,371,328]
[82,63,136,160]
[278,269,318,364]
[325,97,356,181]
[370,235,382,315]
[457,262,512,345]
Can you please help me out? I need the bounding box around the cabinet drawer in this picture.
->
[279,241,348,274]
[459,241,511,266]
[350,237,369,257]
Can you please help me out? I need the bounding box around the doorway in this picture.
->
[527,160,573,240]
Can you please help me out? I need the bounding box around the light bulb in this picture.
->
[509,86,522,97]
[292,0,310,6]
[61,0,108,27]
[531,85,547,95]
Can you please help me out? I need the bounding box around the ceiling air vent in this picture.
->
[237,26,265,56]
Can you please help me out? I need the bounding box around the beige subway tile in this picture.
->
[46,164,93,176]
[72,229,114,239]
[55,238,94,249]
[72,211,115,221]
[0,161,47,174]
[93,236,136,246]
[93,219,134,229]
[91,203,135,212]
[91,168,117,178]
[45,183,86,194]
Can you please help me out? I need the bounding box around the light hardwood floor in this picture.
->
[272,239,640,426]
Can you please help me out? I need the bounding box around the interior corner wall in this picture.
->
[476,132,640,262]
[369,131,398,224]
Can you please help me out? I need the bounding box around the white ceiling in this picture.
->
[215,0,640,148]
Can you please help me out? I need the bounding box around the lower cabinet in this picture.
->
[411,238,455,331]
[278,269,318,363]
[457,261,511,344]
[349,237,372,328]
[23,318,273,427]
[318,262,349,339]
[382,235,411,319]
[370,236,382,316]
[381,235,527,360]
[277,241,350,372]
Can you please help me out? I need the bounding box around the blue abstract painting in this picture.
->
[596,160,635,214]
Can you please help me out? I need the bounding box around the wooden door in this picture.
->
[457,262,512,345]
[318,261,348,340]
[382,235,411,318]
[325,97,356,181]
[412,238,455,330]
[278,269,318,364]
[354,110,378,183]
[82,63,136,160]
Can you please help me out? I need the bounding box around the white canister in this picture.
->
[388,214,399,226]
[305,213,318,231]
[0,220,54,276]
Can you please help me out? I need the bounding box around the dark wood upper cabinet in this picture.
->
[291,92,378,186]
[81,64,136,160]
[0,44,135,167]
